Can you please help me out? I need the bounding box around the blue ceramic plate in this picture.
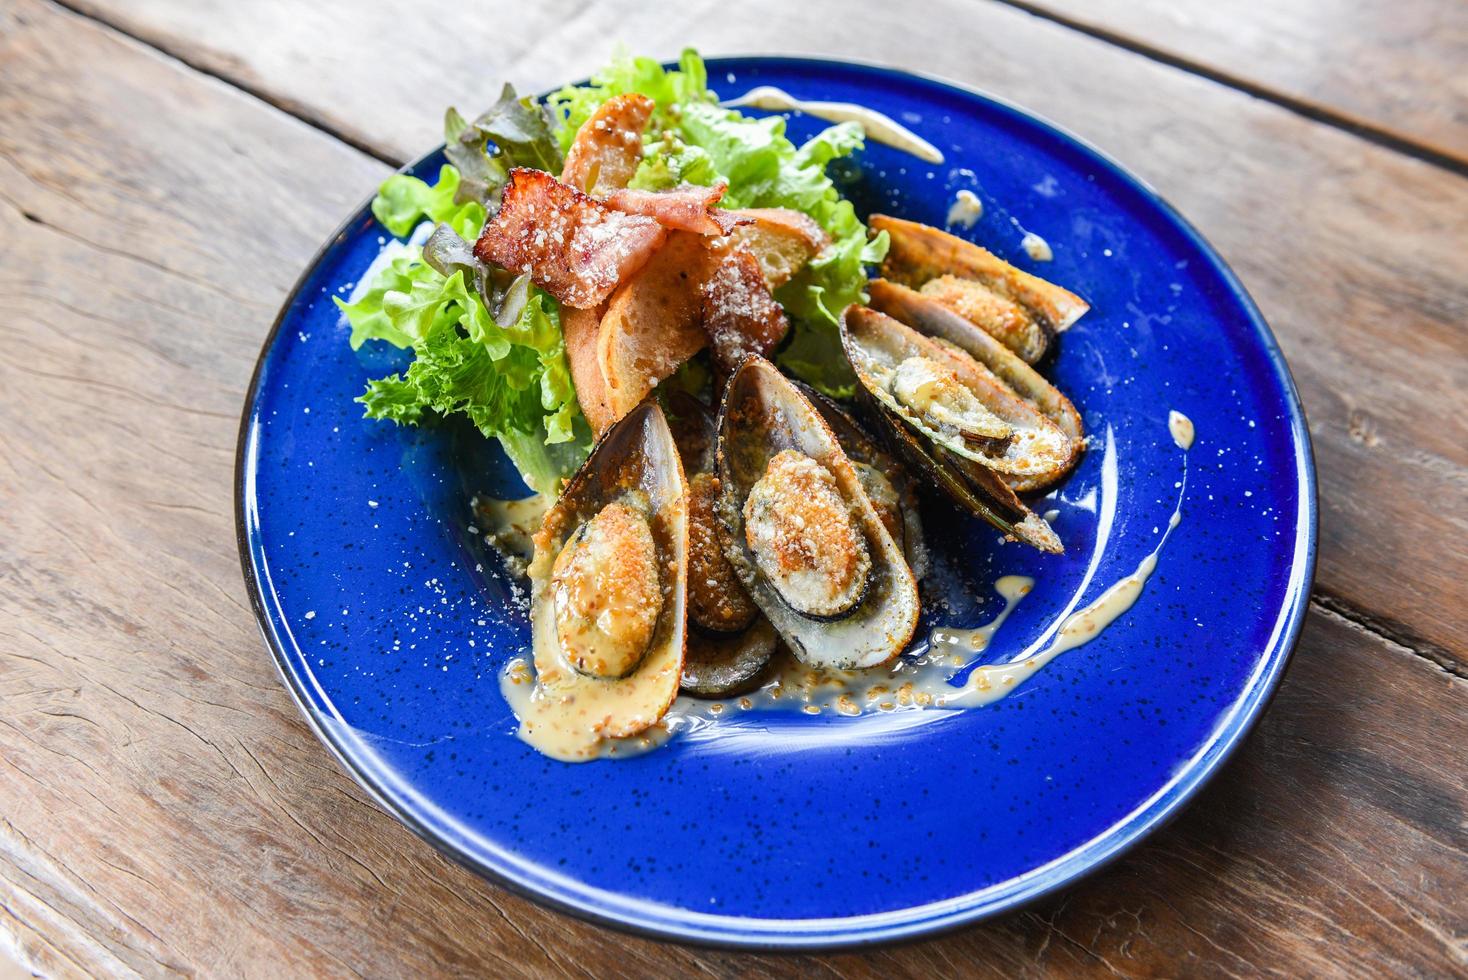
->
[238,58,1315,948]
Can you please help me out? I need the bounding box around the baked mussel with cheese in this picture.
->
[843,304,1076,485]
[526,401,688,741]
[841,301,1074,554]
[714,357,920,670]
[870,213,1090,364]
[797,382,929,582]
[868,277,1084,494]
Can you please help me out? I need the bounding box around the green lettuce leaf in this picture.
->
[371,164,486,239]
[627,137,719,191]
[546,48,713,151]
[336,250,589,493]
[348,82,586,495]
[347,48,884,496]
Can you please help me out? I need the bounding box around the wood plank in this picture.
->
[1002,0,1468,168]
[1,6,1465,975]
[60,0,1468,665]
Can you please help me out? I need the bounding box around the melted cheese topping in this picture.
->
[744,450,871,618]
[890,355,1011,440]
[550,501,662,678]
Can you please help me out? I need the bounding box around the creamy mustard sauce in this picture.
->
[954,513,1177,707]
[1020,231,1053,262]
[950,410,1193,706]
[1169,409,1195,450]
[499,656,675,761]
[946,189,984,228]
[473,494,551,577]
[722,86,945,164]
[929,574,1034,655]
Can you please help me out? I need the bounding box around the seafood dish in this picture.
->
[335,49,1103,760]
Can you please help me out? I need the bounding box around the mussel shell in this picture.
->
[668,389,773,640]
[681,619,779,698]
[527,401,689,738]
[843,306,1073,481]
[714,357,921,670]
[863,396,1063,554]
[869,278,1083,492]
[665,389,716,474]
[796,382,930,581]
[870,213,1090,362]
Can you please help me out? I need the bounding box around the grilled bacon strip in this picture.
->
[474,168,667,309]
[606,183,749,236]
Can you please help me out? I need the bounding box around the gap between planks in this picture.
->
[36,0,1467,687]
[983,0,1468,178]
[1311,594,1467,682]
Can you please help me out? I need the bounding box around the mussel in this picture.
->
[843,305,1076,482]
[797,383,929,581]
[715,357,920,669]
[841,304,1073,555]
[526,401,688,739]
[871,214,1090,364]
[667,392,778,698]
[867,404,1063,554]
[868,278,1084,493]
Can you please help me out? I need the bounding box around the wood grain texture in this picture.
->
[0,0,1465,976]
[1003,0,1468,167]
[58,0,1468,665]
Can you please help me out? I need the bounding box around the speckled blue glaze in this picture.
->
[237,58,1315,948]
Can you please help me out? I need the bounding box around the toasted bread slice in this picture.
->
[562,303,615,433]
[597,231,712,420]
[702,243,789,367]
[727,208,829,288]
[561,94,654,196]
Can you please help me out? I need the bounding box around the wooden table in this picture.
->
[3,0,1465,974]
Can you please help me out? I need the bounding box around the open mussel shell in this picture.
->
[869,278,1084,493]
[667,389,779,697]
[870,213,1090,363]
[842,306,1075,484]
[795,382,929,581]
[715,357,920,670]
[869,405,1063,554]
[527,401,688,738]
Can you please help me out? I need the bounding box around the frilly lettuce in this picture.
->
[341,185,587,491]
[338,257,587,493]
[341,81,587,496]
[371,165,485,240]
